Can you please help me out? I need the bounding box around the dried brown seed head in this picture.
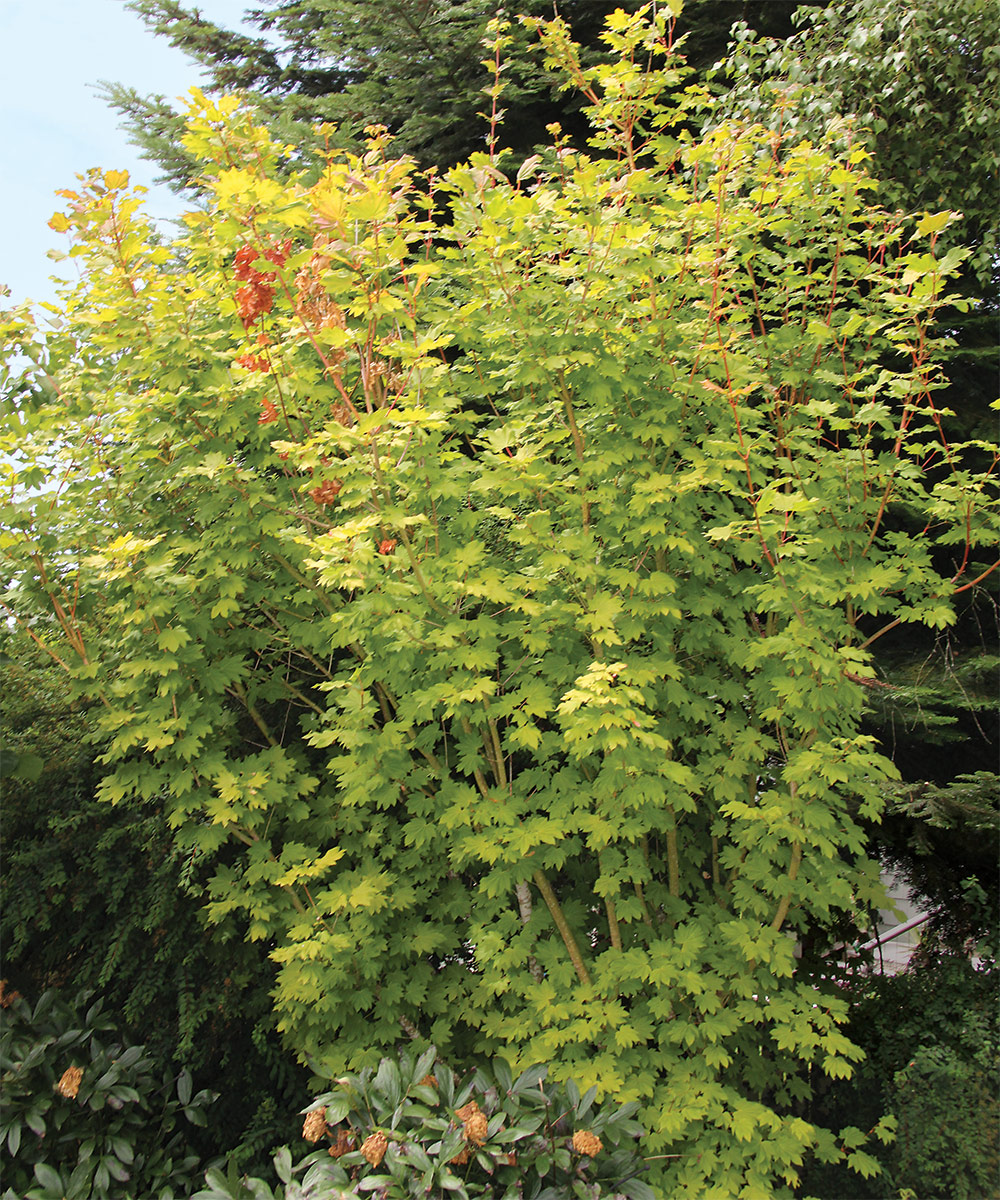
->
[56,1066,83,1099]
[328,1128,355,1158]
[463,1111,488,1145]
[572,1130,602,1157]
[455,1099,488,1145]
[302,1107,328,1143]
[361,1130,388,1166]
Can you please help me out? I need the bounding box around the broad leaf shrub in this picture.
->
[0,988,215,1200]
[193,1047,650,1200]
[2,6,997,1197]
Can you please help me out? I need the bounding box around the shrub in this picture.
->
[192,1046,651,1200]
[1,615,312,1178]
[4,6,996,1196]
[800,955,999,1199]
[0,987,216,1200]
[892,1038,999,1200]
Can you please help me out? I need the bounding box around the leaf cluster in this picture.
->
[0,989,216,1200]
[108,0,659,189]
[194,1049,650,1200]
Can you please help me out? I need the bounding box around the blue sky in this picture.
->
[1,0,258,309]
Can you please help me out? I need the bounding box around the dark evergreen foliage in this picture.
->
[1,988,215,1199]
[0,636,310,1172]
[801,955,999,1199]
[105,0,829,189]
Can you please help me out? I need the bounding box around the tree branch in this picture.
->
[533,869,591,987]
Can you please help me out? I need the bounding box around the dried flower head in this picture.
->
[56,1065,83,1099]
[456,1099,489,1145]
[310,479,343,506]
[378,538,397,555]
[329,400,354,427]
[0,980,21,1008]
[572,1130,602,1157]
[450,1147,470,1166]
[328,1128,355,1158]
[361,1130,388,1166]
[302,1107,328,1143]
[418,1074,437,1089]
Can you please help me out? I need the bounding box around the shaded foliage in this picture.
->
[0,988,215,1200]
[801,955,1000,1200]
[0,635,310,1173]
[195,1050,652,1200]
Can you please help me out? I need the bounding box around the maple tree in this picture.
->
[715,0,1000,972]
[3,8,998,1197]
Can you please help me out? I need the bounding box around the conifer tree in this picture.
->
[106,0,825,188]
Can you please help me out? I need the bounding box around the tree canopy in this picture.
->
[716,0,1000,291]
[106,0,827,188]
[5,10,998,1196]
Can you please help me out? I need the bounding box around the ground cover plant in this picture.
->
[2,6,997,1196]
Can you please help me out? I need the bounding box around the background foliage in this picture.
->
[801,954,999,1200]
[0,634,310,1173]
[107,0,826,187]
[0,988,215,1200]
[717,0,1000,289]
